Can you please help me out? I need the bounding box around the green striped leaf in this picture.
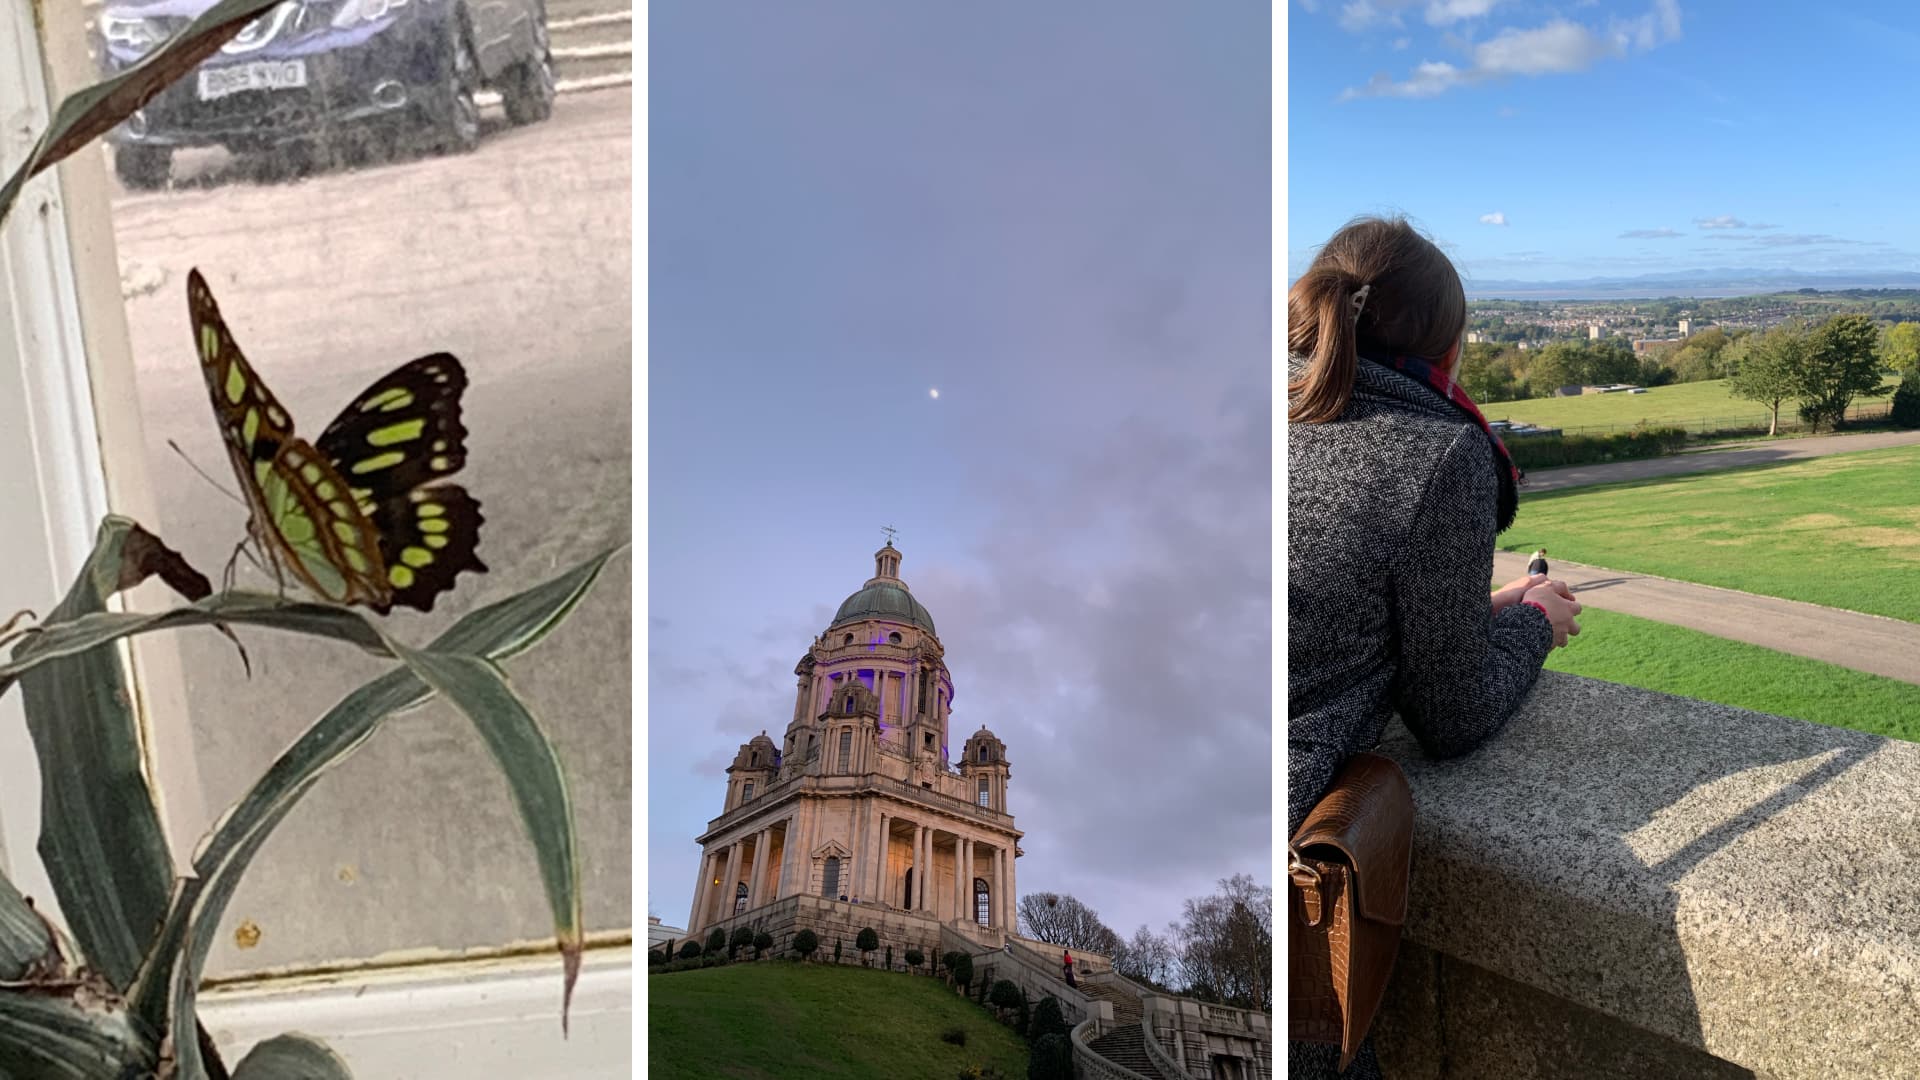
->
[230,1034,352,1080]
[0,871,54,983]
[0,984,154,1079]
[130,547,619,1054]
[0,0,287,228]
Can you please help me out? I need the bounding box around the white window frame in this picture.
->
[0,6,632,1073]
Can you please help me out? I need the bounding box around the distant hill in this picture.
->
[647,961,1031,1079]
[1462,268,1920,301]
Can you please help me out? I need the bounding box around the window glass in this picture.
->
[53,0,632,977]
[838,729,852,773]
[976,778,989,807]
[821,856,840,898]
[974,879,990,926]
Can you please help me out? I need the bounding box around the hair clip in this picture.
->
[1350,283,1372,322]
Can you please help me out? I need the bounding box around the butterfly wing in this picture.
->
[188,268,391,608]
[314,354,487,613]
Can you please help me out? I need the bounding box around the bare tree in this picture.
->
[1112,924,1178,989]
[1018,892,1124,955]
[1169,874,1272,1011]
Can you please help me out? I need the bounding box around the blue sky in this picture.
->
[1289,0,1920,283]
[650,2,1269,939]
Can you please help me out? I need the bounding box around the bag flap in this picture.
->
[1290,752,1413,925]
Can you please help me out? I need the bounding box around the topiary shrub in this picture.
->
[906,948,925,972]
[834,937,843,964]
[1027,1033,1073,1080]
[647,948,666,966]
[706,927,728,956]
[857,927,879,965]
[729,926,754,959]
[793,929,819,962]
[1030,996,1068,1041]
[952,954,975,995]
[754,931,773,959]
[943,950,964,978]
[989,979,1022,1018]
[1016,987,1031,1035]
[678,940,702,960]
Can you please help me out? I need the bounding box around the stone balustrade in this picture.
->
[1371,671,1920,1079]
[1072,1019,1162,1080]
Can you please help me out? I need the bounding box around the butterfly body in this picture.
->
[189,269,485,613]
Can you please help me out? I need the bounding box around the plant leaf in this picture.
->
[0,871,54,983]
[0,982,155,1079]
[129,547,620,1045]
[0,0,288,228]
[387,645,582,1030]
[229,1034,352,1080]
[13,520,181,994]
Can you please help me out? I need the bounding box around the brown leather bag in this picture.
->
[1288,751,1415,1070]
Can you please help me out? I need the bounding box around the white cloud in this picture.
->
[1426,0,1505,25]
[1392,36,1411,49]
[1339,0,1409,32]
[1619,228,1682,239]
[1340,60,1466,100]
[1341,0,1684,99]
[1480,211,1508,226]
[1695,215,1746,229]
[1299,0,1321,10]
[1473,20,1618,76]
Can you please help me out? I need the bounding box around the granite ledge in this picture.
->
[1375,670,1920,1079]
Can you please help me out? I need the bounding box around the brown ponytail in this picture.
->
[1287,216,1467,424]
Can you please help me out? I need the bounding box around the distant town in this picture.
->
[1468,289,1920,354]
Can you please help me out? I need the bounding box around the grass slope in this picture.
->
[1545,609,1920,740]
[648,962,1029,1080]
[1503,444,1920,622]
[1489,374,1896,431]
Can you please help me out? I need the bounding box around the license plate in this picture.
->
[197,60,308,101]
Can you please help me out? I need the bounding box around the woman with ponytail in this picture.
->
[1287,217,1581,1079]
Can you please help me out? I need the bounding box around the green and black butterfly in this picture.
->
[188,268,485,613]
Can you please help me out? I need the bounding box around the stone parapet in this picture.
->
[1072,1019,1161,1080]
[1372,671,1920,1079]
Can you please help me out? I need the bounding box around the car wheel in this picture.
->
[502,8,556,126]
[425,17,482,154]
[114,145,172,191]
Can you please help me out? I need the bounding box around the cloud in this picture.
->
[1391,36,1411,49]
[1695,215,1745,229]
[1620,228,1682,239]
[1425,0,1505,24]
[1341,0,1683,100]
[1479,211,1508,226]
[1339,0,1409,32]
[1298,0,1321,10]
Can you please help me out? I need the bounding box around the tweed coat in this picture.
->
[1287,356,1554,839]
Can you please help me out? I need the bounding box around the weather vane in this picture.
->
[881,524,898,546]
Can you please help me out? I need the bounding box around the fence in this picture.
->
[1541,400,1893,439]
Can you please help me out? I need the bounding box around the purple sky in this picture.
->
[649,1,1270,939]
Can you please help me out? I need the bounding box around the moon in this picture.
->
[929,388,940,400]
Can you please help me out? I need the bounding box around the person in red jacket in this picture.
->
[1062,949,1077,988]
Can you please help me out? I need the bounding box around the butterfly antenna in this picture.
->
[168,440,246,507]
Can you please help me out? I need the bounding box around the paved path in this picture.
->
[1521,429,1920,492]
[1492,552,1920,686]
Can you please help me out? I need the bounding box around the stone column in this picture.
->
[995,846,1008,930]
[746,828,770,910]
[906,822,921,907]
[956,837,971,922]
[1006,846,1017,934]
[872,812,889,903]
[720,841,743,921]
[689,850,712,933]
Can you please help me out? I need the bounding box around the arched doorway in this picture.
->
[974,878,991,927]
[734,882,748,915]
[903,867,914,910]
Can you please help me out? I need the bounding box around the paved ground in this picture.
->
[1492,552,1920,686]
[1521,429,1920,492]
[101,89,632,974]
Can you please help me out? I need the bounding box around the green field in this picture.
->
[1545,610,1920,740]
[648,962,1030,1079]
[1504,444,1920,622]
[1490,374,1897,433]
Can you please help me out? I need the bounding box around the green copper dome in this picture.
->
[830,582,936,634]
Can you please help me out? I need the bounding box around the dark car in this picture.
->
[92,0,556,188]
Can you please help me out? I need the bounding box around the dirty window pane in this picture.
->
[62,0,632,976]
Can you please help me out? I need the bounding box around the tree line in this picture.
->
[1459,314,1920,422]
[1015,873,1271,1012]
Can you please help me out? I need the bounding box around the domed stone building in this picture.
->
[686,542,1023,934]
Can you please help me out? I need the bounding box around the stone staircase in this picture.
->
[1082,981,1171,1079]
[549,0,632,87]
